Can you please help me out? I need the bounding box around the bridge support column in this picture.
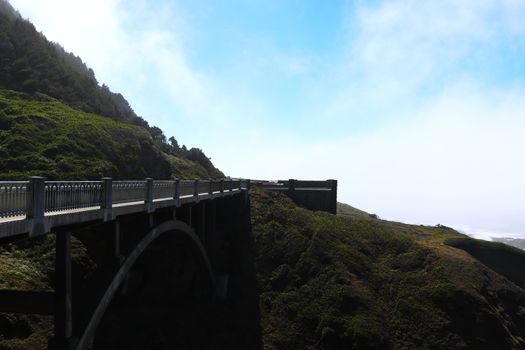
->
[190,203,205,245]
[113,221,124,266]
[204,200,216,253]
[200,203,206,246]
[148,214,154,228]
[207,200,216,240]
[49,231,77,350]
[186,205,192,226]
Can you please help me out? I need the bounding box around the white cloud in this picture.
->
[322,0,525,123]
[349,0,524,79]
[221,83,525,235]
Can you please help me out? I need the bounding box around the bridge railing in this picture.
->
[112,181,146,204]
[211,180,222,193]
[252,179,335,190]
[152,180,175,200]
[45,181,102,212]
[0,181,28,218]
[0,177,246,221]
[0,176,337,222]
[252,178,337,215]
[180,180,194,197]
[197,180,210,195]
[231,179,241,190]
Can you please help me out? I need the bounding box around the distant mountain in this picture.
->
[0,0,223,179]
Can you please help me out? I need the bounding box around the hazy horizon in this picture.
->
[9,0,525,239]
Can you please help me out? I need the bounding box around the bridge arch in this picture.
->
[76,220,215,350]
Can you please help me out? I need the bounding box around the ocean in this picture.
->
[463,229,525,250]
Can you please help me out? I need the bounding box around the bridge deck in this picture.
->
[0,190,242,239]
[0,178,337,239]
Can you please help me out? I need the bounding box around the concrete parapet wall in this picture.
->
[274,179,337,214]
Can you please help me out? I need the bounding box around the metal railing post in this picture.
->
[209,179,213,195]
[27,176,47,237]
[101,177,114,221]
[220,179,224,196]
[145,178,154,213]
[230,179,233,192]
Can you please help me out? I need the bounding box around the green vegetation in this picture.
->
[0,89,221,179]
[0,0,142,125]
[0,0,222,179]
[337,201,371,219]
[251,189,525,349]
[0,235,96,350]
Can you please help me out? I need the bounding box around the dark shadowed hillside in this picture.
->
[251,189,525,349]
[1,189,524,350]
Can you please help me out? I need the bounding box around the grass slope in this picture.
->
[337,202,370,219]
[0,89,216,180]
[251,189,525,349]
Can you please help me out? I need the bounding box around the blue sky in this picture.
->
[9,0,525,238]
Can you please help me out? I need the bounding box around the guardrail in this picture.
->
[0,177,337,239]
[0,177,248,220]
[45,181,102,212]
[253,179,335,190]
[252,179,338,214]
[0,181,28,218]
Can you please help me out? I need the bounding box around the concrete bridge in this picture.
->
[0,177,337,349]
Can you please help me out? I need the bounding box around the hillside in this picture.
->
[0,0,141,126]
[251,189,525,349]
[0,0,222,180]
[337,202,371,219]
[2,189,523,349]
[0,89,220,179]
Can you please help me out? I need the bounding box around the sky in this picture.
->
[9,0,525,239]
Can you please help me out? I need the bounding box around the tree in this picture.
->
[149,126,166,143]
